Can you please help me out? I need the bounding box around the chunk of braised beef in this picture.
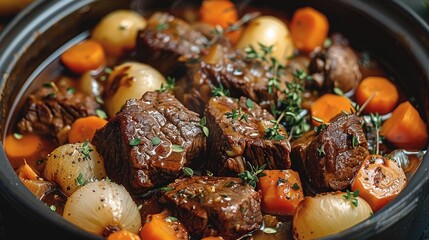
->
[136,12,208,77]
[302,114,369,192]
[180,40,281,116]
[309,33,362,94]
[160,176,263,240]
[204,96,291,176]
[17,78,100,142]
[92,91,206,194]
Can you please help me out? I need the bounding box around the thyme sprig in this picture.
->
[278,70,310,139]
[212,83,230,97]
[343,189,359,208]
[265,112,286,141]
[238,162,267,189]
[80,139,93,160]
[158,76,175,93]
[225,107,249,123]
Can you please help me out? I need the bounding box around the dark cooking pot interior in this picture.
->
[0,0,428,239]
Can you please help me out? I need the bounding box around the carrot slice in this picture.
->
[139,209,188,240]
[257,169,304,216]
[310,93,353,126]
[68,115,108,143]
[290,7,329,52]
[355,76,399,115]
[380,101,428,150]
[108,229,141,240]
[4,133,54,170]
[60,39,106,74]
[199,0,241,44]
[351,154,407,212]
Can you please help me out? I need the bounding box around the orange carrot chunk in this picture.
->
[199,0,241,44]
[139,209,188,240]
[60,39,106,74]
[68,115,108,144]
[108,229,141,240]
[351,154,407,212]
[380,101,428,150]
[257,169,304,216]
[310,93,353,126]
[290,7,329,52]
[355,76,399,115]
[4,133,54,170]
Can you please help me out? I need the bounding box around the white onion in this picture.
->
[43,142,106,196]
[235,15,294,63]
[91,9,147,57]
[104,61,166,117]
[63,180,141,236]
[292,191,373,240]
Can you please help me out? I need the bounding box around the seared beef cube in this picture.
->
[303,114,369,191]
[92,91,206,194]
[160,176,263,240]
[309,33,362,93]
[136,12,208,76]
[181,42,279,115]
[17,78,100,142]
[204,96,291,176]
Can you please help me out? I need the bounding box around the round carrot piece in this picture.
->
[310,93,353,126]
[290,7,329,52]
[355,76,399,115]
[199,0,241,44]
[3,133,54,170]
[351,154,407,212]
[68,116,108,143]
[108,229,141,240]
[258,169,304,216]
[380,101,428,150]
[60,39,106,74]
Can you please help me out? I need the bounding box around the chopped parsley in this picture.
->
[129,137,141,146]
[343,189,359,207]
[152,136,161,146]
[183,167,194,177]
[172,144,184,153]
[80,139,93,160]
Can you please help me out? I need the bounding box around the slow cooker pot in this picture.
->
[0,0,429,239]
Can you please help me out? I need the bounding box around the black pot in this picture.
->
[0,0,428,239]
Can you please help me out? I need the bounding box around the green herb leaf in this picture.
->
[96,109,107,119]
[212,83,230,97]
[352,135,359,149]
[156,22,169,31]
[333,87,344,96]
[263,227,277,234]
[238,162,266,189]
[317,146,325,157]
[276,177,287,186]
[343,189,359,207]
[75,172,86,186]
[66,87,76,95]
[183,167,194,177]
[80,139,93,160]
[291,183,300,190]
[50,205,57,211]
[158,76,176,93]
[13,133,23,140]
[152,136,161,146]
[172,144,184,153]
[245,98,254,109]
[129,138,141,146]
[160,186,174,192]
[165,216,178,222]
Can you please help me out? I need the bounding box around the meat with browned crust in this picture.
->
[92,91,206,194]
[160,176,263,240]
